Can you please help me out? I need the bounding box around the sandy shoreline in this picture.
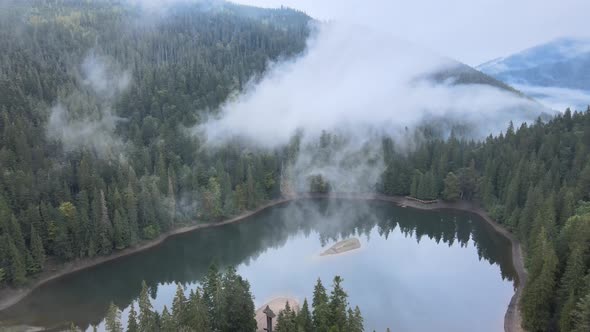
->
[0,193,526,332]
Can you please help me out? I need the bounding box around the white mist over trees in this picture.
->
[198,22,542,192]
[46,53,131,159]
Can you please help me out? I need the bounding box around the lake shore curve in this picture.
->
[0,193,526,332]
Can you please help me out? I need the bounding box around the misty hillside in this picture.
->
[477,37,590,91]
[430,62,525,96]
[0,0,313,285]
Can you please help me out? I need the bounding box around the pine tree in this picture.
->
[138,281,156,331]
[167,171,176,227]
[246,165,256,209]
[172,283,187,327]
[312,278,330,332]
[276,301,297,332]
[125,184,139,245]
[105,302,123,332]
[571,291,590,332]
[352,306,364,332]
[560,292,578,332]
[127,303,139,332]
[203,263,222,331]
[160,306,174,332]
[297,298,313,332]
[186,288,211,331]
[522,228,559,331]
[219,266,256,332]
[7,237,26,285]
[203,177,222,219]
[29,225,45,273]
[328,276,348,331]
[112,210,126,250]
[443,172,460,201]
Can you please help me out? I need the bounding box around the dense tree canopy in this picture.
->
[0,0,309,286]
[379,110,590,331]
[1,1,590,332]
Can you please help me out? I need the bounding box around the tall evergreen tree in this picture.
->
[312,278,330,332]
[126,303,139,332]
[328,276,348,331]
[105,302,123,332]
[297,298,313,332]
[29,225,45,273]
[138,281,156,331]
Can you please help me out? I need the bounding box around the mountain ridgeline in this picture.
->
[0,1,590,332]
[478,37,590,91]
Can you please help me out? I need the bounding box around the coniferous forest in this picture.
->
[98,268,364,332]
[0,1,590,332]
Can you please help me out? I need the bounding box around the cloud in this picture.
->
[513,84,590,112]
[126,0,223,13]
[196,22,541,191]
[81,54,131,99]
[46,53,131,159]
[198,22,538,147]
[47,103,127,158]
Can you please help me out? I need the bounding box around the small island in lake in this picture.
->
[320,238,361,256]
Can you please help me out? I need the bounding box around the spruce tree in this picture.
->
[172,283,187,327]
[328,276,348,331]
[7,237,26,285]
[105,302,123,332]
[138,281,156,331]
[572,291,590,332]
[186,288,211,331]
[297,298,313,332]
[127,303,139,332]
[160,306,174,332]
[522,228,559,331]
[220,266,256,332]
[312,278,330,332]
[443,172,460,201]
[203,263,222,331]
[29,225,45,273]
[276,301,297,332]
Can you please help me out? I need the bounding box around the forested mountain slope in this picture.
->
[1,1,589,332]
[0,0,310,286]
[379,109,590,332]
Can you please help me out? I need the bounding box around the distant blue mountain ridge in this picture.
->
[477,37,590,91]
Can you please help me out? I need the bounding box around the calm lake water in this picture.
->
[0,199,517,332]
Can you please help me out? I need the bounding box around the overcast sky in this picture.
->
[232,0,590,66]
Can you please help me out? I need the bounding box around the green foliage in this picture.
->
[275,277,363,332]
[571,291,590,332]
[126,304,139,332]
[378,111,590,331]
[521,228,559,331]
[105,302,123,332]
[219,266,257,332]
[106,270,364,332]
[0,0,308,288]
[138,281,156,331]
[328,276,348,331]
[276,301,298,332]
[443,172,460,201]
[297,299,313,332]
[29,225,45,273]
[312,278,330,332]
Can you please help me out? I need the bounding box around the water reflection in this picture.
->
[0,199,516,331]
